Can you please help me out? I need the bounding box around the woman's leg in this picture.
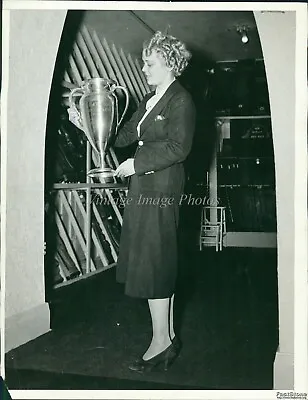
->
[169,294,176,340]
[143,298,172,360]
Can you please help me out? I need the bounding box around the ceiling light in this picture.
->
[236,26,249,44]
[241,31,249,44]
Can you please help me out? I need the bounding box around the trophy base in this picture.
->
[87,167,115,182]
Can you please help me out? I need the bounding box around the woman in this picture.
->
[113,31,195,372]
[69,31,195,372]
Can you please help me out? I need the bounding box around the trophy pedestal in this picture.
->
[87,167,115,182]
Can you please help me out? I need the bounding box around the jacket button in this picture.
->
[138,140,144,146]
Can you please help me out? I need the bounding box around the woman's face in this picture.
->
[142,50,172,87]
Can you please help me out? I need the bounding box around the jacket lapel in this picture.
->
[133,92,154,130]
[139,80,180,137]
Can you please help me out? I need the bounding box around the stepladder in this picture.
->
[199,206,226,251]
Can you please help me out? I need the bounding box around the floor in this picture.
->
[5,240,278,390]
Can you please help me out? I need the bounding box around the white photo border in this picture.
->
[1,1,307,399]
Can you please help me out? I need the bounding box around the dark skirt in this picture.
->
[116,175,182,299]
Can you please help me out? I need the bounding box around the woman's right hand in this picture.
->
[67,107,84,131]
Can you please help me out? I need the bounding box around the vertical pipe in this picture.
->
[68,53,93,272]
[59,190,96,271]
[72,42,91,80]
[101,38,126,84]
[64,70,72,84]
[92,192,118,261]
[209,125,219,225]
[126,53,149,96]
[102,37,138,104]
[68,55,83,85]
[92,31,118,83]
[121,50,144,99]
[86,142,92,274]
[76,31,100,78]
[55,209,82,274]
[68,190,73,238]
[70,51,94,270]
[72,190,110,266]
[115,45,143,101]
[81,25,108,78]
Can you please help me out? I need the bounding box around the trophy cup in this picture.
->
[69,78,129,178]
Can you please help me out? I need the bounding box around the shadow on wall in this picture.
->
[45,10,85,192]
[180,53,217,185]
[44,11,85,299]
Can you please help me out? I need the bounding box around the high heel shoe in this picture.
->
[128,341,179,373]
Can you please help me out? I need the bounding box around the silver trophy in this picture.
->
[69,78,129,178]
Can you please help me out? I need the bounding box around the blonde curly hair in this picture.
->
[143,31,192,77]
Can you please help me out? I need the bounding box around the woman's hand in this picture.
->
[115,158,135,178]
[67,107,84,131]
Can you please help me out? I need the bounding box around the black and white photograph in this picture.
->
[1,1,307,397]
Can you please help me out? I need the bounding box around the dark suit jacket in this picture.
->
[114,80,196,194]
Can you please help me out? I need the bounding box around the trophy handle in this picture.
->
[111,85,130,128]
[68,88,84,122]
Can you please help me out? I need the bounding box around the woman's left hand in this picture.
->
[115,158,135,178]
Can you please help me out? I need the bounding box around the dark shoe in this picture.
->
[128,342,179,373]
